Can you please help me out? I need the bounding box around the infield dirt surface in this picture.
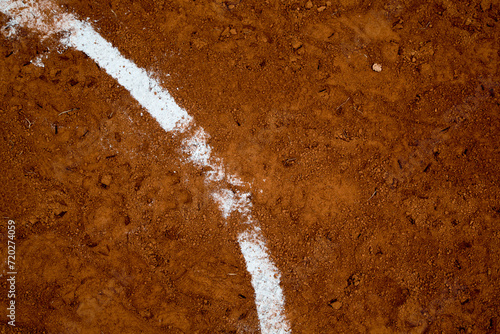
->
[1,0,500,333]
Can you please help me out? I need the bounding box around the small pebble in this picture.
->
[331,301,342,309]
[101,174,112,187]
[372,63,382,72]
[292,40,303,49]
[305,1,313,9]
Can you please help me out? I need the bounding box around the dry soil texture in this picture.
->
[1,0,500,333]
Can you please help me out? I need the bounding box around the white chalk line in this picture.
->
[0,1,291,333]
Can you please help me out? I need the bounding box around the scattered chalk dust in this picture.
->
[1,0,500,333]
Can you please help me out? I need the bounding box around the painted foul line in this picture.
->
[0,1,291,333]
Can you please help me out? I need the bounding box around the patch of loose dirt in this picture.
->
[1,0,500,333]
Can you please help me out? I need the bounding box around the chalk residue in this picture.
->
[239,226,290,334]
[0,1,291,333]
[212,188,252,220]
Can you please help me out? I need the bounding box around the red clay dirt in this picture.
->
[1,0,500,333]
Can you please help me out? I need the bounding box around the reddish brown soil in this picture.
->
[1,0,500,333]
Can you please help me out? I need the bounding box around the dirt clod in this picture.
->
[101,174,112,187]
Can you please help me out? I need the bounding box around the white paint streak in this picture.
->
[1,0,192,133]
[68,23,193,133]
[0,1,291,333]
[239,226,290,334]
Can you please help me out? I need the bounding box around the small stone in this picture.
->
[101,174,112,187]
[372,63,382,72]
[305,1,313,9]
[292,40,303,50]
[317,5,326,12]
[330,301,342,309]
[229,28,237,35]
[53,204,67,217]
[221,27,231,37]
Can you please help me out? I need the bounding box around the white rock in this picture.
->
[372,63,382,72]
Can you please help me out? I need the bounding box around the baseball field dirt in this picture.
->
[1,0,499,333]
